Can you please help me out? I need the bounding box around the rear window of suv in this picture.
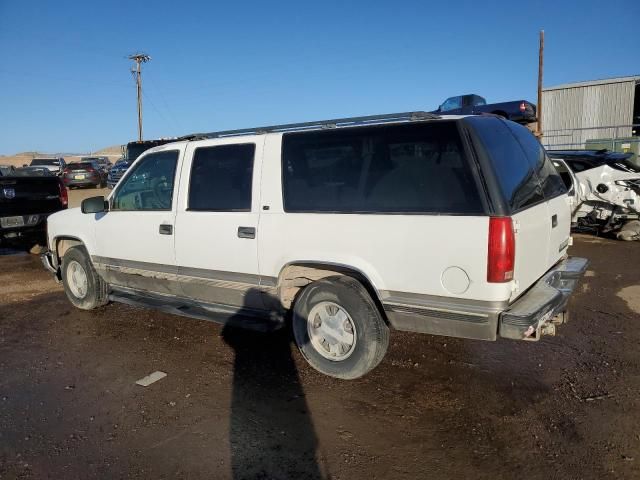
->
[282,121,484,214]
[467,117,565,212]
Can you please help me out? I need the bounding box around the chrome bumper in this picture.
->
[41,250,61,282]
[499,256,588,341]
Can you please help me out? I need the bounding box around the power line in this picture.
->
[144,70,183,133]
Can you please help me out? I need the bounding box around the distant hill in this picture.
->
[0,145,123,168]
[94,145,123,156]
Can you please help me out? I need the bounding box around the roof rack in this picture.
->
[178,110,441,141]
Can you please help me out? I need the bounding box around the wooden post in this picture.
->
[537,30,544,138]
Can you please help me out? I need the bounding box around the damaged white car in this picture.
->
[550,151,640,240]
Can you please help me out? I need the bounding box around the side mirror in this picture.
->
[81,195,108,214]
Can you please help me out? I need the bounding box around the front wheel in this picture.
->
[61,246,109,310]
[292,276,389,380]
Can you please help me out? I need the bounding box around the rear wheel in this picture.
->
[61,246,109,310]
[292,276,389,380]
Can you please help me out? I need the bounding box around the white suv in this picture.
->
[42,112,587,379]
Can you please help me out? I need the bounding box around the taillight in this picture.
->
[63,168,72,174]
[487,217,515,283]
[58,180,68,208]
[519,102,526,112]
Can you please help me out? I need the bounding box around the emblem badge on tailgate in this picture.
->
[2,188,15,199]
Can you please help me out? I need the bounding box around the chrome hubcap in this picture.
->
[67,260,88,299]
[307,302,357,361]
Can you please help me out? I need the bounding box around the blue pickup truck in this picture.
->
[432,94,537,124]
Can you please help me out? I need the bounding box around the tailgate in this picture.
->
[0,177,63,216]
[512,202,550,298]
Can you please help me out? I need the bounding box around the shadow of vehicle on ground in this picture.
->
[221,289,323,480]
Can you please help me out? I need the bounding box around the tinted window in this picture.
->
[282,122,483,214]
[112,150,179,211]
[468,117,544,211]
[506,122,567,199]
[188,144,255,211]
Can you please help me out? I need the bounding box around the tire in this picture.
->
[61,246,109,310]
[292,276,389,380]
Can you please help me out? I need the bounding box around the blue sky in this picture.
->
[0,0,638,154]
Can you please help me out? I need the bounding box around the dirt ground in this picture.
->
[0,228,639,479]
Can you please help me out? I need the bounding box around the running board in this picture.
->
[109,288,284,333]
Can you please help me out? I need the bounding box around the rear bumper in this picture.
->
[499,256,588,340]
[64,178,101,187]
[41,250,61,281]
[0,213,51,241]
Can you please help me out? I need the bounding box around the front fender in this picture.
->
[47,208,97,264]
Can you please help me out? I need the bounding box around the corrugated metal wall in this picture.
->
[542,80,635,147]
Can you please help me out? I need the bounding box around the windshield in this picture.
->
[440,97,462,112]
[31,159,59,166]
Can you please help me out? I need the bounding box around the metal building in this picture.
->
[541,75,640,149]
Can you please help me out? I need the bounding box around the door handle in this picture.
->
[237,226,256,239]
[551,215,558,228]
[159,224,173,235]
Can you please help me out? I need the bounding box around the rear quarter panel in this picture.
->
[258,134,512,303]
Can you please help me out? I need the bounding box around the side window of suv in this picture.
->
[188,144,255,211]
[112,150,179,211]
[282,122,483,214]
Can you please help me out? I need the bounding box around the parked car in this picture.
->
[42,111,587,379]
[0,167,68,248]
[550,153,640,240]
[0,165,16,176]
[107,158,130,189]
[431,94,537,124]
[81,156,112,172]
[107,140,175,188]
[62,161,108,189]
[29,157,66,176]
[548,149,639,173]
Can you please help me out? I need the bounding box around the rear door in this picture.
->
[173,138,265,310]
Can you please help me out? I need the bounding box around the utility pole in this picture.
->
[128,53,151,141]
[536,31,544,138]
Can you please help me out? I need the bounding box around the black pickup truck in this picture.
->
[431,94,537,124]
[0,169,68,248]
